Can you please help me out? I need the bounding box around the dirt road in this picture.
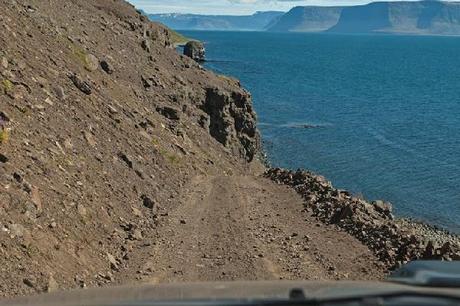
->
[117,175,385,284]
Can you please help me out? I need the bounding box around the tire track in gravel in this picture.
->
[119,175,386,284]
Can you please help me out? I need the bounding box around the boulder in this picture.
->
[46,276,59,293]
[156,106,180,120]
[85,54,99,71]
[141,39,151,52]
[107,253,119,271]
[184,41,205,62]
[53,86,66,100]
[373,200,393,219]
[141,195,156,210]
[69,74,92,95]
[100,60,114,74]
[0,153,8,163]
[0,111,10,124]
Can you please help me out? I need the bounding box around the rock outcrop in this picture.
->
[203,87,260,162]
[184,41,205,62]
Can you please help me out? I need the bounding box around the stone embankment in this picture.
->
[265,168,460,268]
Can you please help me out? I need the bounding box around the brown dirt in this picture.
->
[114,174,385,285]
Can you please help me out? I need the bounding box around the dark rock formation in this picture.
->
[156,106,180,120]
[184,41,205,62]
[203,87,260,162]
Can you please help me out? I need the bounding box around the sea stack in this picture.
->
[184,41,205,62]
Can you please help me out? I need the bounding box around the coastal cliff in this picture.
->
[330,1,460,35]
[268,6,343,32]
[268,1,460,35]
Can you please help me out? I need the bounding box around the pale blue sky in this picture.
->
[128,0,442,15]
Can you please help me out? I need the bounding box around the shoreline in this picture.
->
[257,141,459,238]
[264,167,460,268]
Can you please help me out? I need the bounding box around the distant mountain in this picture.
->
[268,6,343,32]
[268,1,460,35]
[148,11,284,31]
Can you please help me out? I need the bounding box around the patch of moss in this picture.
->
[165,152,181,165]
[151,138,160,146]
[0,129,9,144]
[151,137,181,165]
[169,29,192,46]
[70,44,92,70]
[2,79,13,93]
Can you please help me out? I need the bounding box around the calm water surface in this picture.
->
[181,31,460,233]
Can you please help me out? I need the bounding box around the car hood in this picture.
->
[2,280,460,306]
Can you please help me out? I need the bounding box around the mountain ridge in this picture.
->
[148,1,460,36]
[148,11,284,31]
[268,1,460,35]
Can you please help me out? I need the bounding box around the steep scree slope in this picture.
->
[0,0,259,297]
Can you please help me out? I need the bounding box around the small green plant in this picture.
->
[151,138,160,146]
[70,44,93,70]
[158,147,181,166]
[2,79,13,93]
[0,129,9,144]
[165,152,181,165]
[151,136,181,165]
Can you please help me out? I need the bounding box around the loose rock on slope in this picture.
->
[0,0,260,297]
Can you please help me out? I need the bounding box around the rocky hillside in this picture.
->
[148,11,284,31]
[268,1,460,35]
[0,0,259,297]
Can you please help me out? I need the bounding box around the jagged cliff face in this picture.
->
[269,1,460,35]
[204,88,259,162]
[0,0,259,296]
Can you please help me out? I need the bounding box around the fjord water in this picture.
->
[183,31,460,233]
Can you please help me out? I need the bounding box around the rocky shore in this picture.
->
[265,168,460,268]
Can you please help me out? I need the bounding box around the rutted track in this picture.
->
[117,175,386,283]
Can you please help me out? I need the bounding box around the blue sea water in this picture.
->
[181,31,460,233]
